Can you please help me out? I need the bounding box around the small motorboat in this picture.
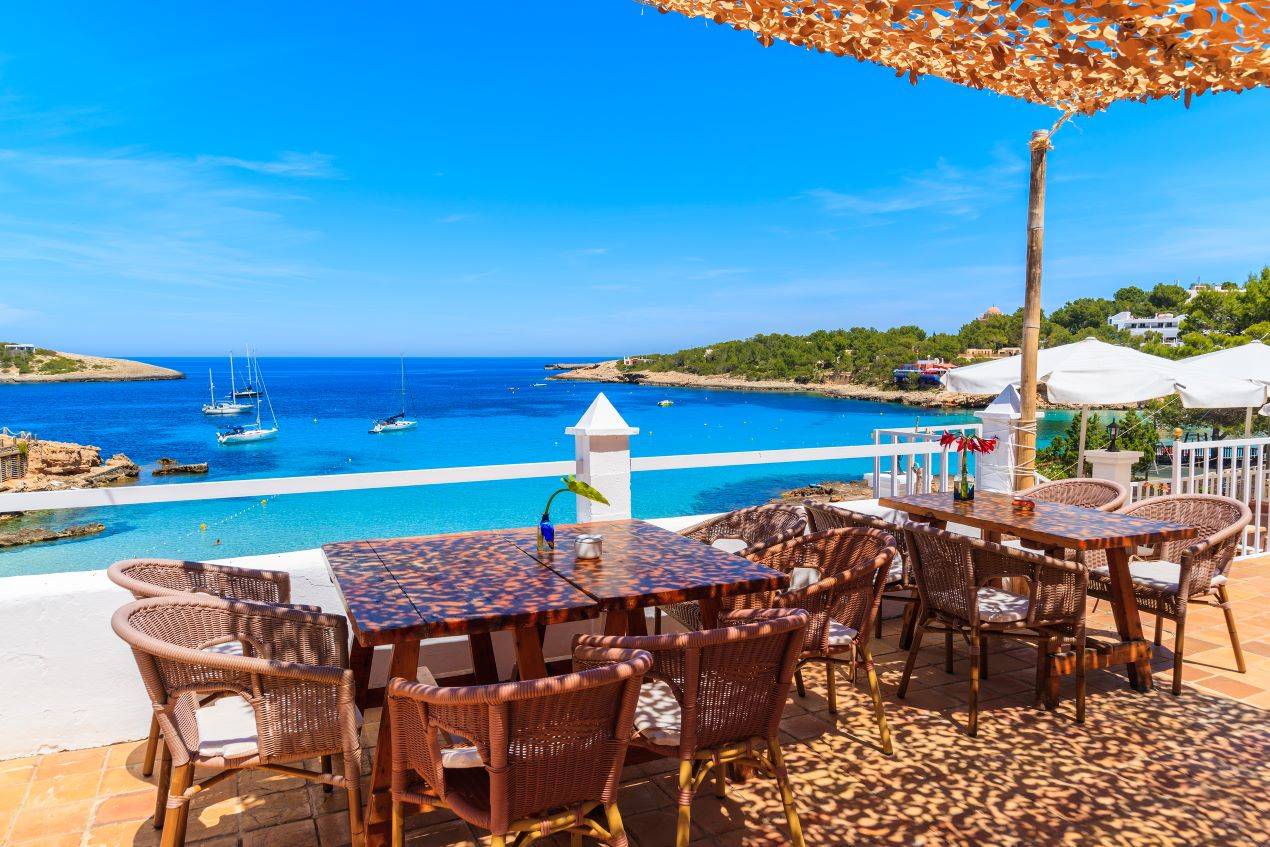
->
[657,400,674,407]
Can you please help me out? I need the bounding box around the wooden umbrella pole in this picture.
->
[1076,407,1089,478]
[1015,128,1051,490]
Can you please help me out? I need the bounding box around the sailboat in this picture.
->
[230,350,261,398]
[218,348,278,444]
[201,357,252,415]
[370,356,418,434]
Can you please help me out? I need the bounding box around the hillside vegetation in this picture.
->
[629,266,1270,389]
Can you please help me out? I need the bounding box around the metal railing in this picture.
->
[871,423,980,497]
[1170,435,1270,558]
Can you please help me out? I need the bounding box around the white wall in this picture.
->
[0,514,715,760]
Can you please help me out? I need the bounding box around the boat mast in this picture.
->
[399,355,407,416]
[208,369,216,405]
[229,351,238,398]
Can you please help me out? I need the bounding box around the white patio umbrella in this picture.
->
[942,338,1264,474]
[1180,341,1270,432]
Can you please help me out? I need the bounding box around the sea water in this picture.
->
[0,357,1071,576]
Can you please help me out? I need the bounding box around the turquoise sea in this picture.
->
[0,357,1073,577]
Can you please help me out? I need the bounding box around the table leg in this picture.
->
[469,633,499,685]
[365,639,420,847]
[699,597,721,630]
[350,641,373,711]
[603,609,630,636]
[983,530,1002,545]
[513,625,549,680]
[1104,545,1153,691]
[627,607,649,637]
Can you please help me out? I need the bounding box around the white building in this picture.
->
[1107,311,1183,344]
[3,343,35,355]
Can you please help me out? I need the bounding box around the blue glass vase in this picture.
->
[953,472,975,502]
[537,514,555,551]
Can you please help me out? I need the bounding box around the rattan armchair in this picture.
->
[898,524,1089,736]
[1085,494,1251,695]
[658,504,807,633]
[112,595,365,847]
[106,557,314,799]
[805,503,914,643]
[1020,478,1129,511]
[386,646,652,847]
[721,526,897,754]
[576,609,810,847]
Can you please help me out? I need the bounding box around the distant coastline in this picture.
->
[0,349,183,384]
[550,359,986,408]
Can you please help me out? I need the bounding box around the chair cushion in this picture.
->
[415,666,483,769]
[196,695,261,760]
[1089,560,1226,595]
[976,587,1029,623]
[886,556,904,585]
[711,538,750,554]
[827,621,859,647]
[634,679,682,747]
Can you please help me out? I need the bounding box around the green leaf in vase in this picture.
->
[562,475,609,505]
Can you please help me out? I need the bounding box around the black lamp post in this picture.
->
[1107,420,1120,452]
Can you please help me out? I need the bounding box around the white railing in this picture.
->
[1171,436,1270,558]
[0,440,956,515]
[871,423,980,497]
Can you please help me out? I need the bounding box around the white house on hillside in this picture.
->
[1107,311,1183,344]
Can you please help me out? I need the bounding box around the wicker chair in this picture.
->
[898,524,1089,736]
[1085,494,1251,695]
[112,595,365,847]
[722,525,897,754]
[805,503,914,643]
[106,558,312,797]
[575,609,810,847]
[386,646,651,847]
[1019,478,1129,511]
[657,504,808,633]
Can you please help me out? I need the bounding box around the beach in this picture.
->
[0,350,184,383]
[551,359,987,407]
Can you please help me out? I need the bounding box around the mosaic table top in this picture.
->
[324,519,787,644]
[879,491,1198,551]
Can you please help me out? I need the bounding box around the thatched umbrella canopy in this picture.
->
[640,1,1270,487]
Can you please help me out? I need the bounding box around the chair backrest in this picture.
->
[903,523,976,622]
[804,503,908,563]
[386,650,651,833]
[679,504,807,549]
[579,610,808,755]
[111,595,352,767]
[743,526,894,654]
[1021,478,1128,511]
[1123,494,1251,579]
[107,557,291,604]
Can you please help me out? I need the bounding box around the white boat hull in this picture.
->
[370,419,418,433]
[218,427,278,444]
[203,403,252,415]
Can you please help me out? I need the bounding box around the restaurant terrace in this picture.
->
[3,5,1270,847]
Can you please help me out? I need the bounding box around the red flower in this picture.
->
[939,431,998,454]
[939,431,957,448]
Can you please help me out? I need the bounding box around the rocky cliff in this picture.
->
[0,434,140,492]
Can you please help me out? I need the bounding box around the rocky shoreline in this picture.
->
[550,359,987,408]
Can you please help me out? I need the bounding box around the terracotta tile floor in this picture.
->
[4,558,1270,847]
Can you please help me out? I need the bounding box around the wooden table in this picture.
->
[879,491,1198,694]
[322,518,786,847]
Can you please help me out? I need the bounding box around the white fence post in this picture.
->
[565,393,638,521]
[975,386,1022,493]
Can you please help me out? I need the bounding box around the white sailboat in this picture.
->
[370,356,418,434]
[201,360,251,415]
[218,348,278,444]
[230,350,261,398]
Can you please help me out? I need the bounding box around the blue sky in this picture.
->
[0,3,1267,357]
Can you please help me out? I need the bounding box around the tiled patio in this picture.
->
[4,558,1269,847]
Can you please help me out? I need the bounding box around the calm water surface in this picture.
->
[0,357,1071,576]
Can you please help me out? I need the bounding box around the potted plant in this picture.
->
[538,475,610,551]
[939,431,998,502]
